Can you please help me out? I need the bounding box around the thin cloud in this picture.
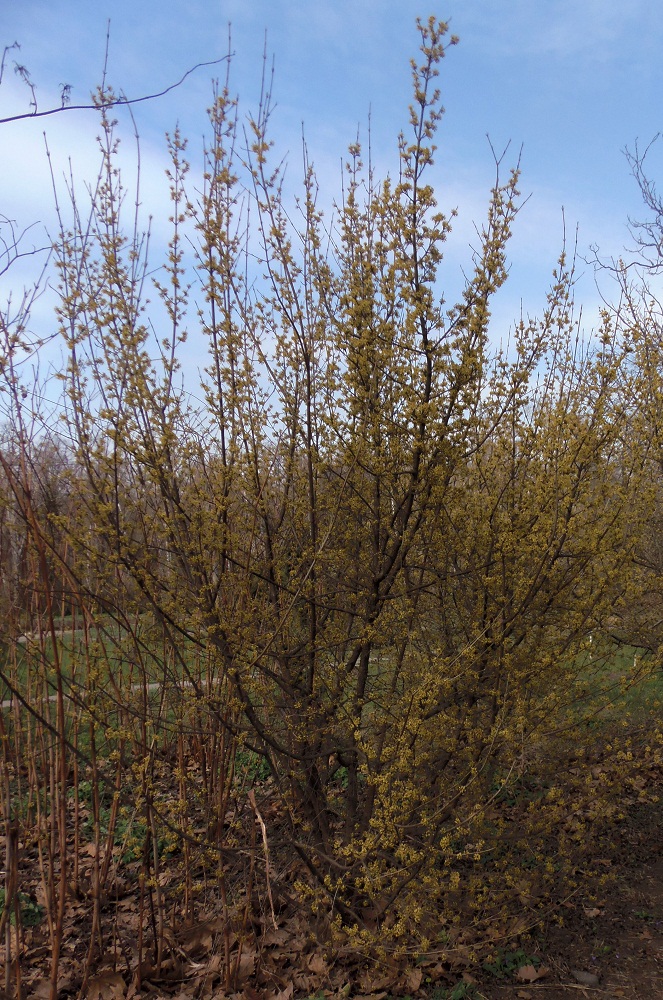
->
[461,0,660,63]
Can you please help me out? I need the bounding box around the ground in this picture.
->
[484,798,663,1000]
[2,758,661,999]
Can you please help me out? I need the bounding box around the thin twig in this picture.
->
[0,55,232,126]
[248,790,277,930]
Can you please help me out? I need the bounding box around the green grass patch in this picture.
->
[482,948,540,980]
[0,888,44,927]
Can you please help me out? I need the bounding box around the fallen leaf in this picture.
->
[30,981,52,1000]
[368,974,399,991]
[235,950,257,985]
[261,927,290,947]
[358,963,400,994]
[180,917,226,955]
[516,964,549,983]
[307,952,327,975]
[583,907,602,918]
[405,967,423,991]
[86,971,126,999]
[271,985,294,1000]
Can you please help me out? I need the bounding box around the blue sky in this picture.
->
[2,0,663,362]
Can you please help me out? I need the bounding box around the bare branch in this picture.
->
[0,41,20,88]
[0,54,232,126]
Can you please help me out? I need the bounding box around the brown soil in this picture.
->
[482,799,663,1000]
[2,767,661,998]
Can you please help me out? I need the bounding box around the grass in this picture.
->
[432,985,484,1000]
[566,638,662,725]
[482,948,540,980]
